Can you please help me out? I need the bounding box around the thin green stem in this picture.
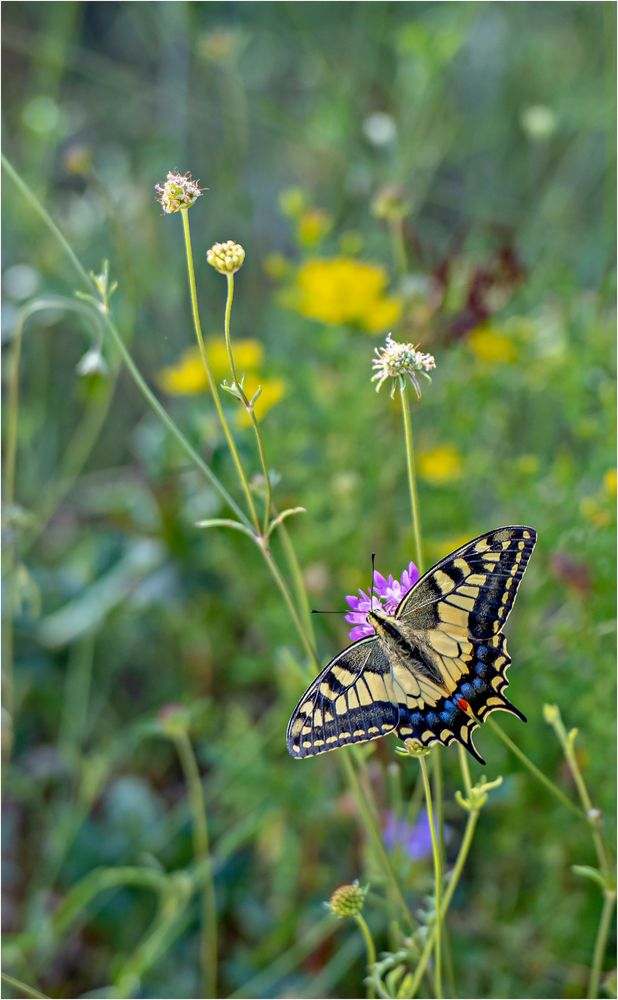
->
[587,891,616,999]
[0,974,49,1000]
[548,716,610,876]
[487,717,585,820]
[173,729,217,999]
[181,210,260,532]
[1,156,248,529]
[222,273,273,535]
[342,753,415,932]
[389,218,408,280]
[277,519,314,639]
[409,808,480,997]
[457,745,474,798]
[419,756,442,998]
[260,543,319,669]
[399,384,424,575]
[354,913,377,1000]
[223,272,240,386]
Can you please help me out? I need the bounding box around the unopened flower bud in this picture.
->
[207,240,245,275]
[328,881,367,919]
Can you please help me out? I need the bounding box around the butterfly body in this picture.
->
[287,526,536,765]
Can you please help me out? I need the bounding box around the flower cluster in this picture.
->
[371,333,436,398]
[155,171,203,214]
[345,561,419,641]
[289,257,402,334]
[207,240,245,275]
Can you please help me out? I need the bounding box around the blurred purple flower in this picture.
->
[383,808,434,862]
[345,561,419,641]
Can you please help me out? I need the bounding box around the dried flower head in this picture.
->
[207,240,245,275]
[328,881,367,919]
[155,171,204,214]
[372,333,436,398]
[371,183,411,220]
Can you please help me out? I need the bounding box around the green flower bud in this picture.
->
[207,240,245,275]
[328,881,367,919]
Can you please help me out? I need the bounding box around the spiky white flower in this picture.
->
[371,333,436,398]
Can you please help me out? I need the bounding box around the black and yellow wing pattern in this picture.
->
[286,637,399,758]
[392,525,536,763]
[286,526,536,764]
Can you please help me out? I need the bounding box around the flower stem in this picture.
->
[399,384,424,575]
[409,807,480,997]
[181,209,261,533]
[173,729,217,999]
[1,155,249,531]
[389,217,408,280]
[259,543,319,669]
[0,974,49,1000]
[341,753,415,932]
[354,913,377,1000]
[587,890,616,999]
[222,273,274,536]
[419,756,442,999]
[487,717,586,821]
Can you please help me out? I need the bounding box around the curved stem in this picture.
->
[223,273,273,535]
[342,753,415,932]
[487,717,585,821]
[259,543,319,670]
[1,155,249,530]
[587,891,616,999]
[173,729,217,999]
[0,974,48,1000]
[419,756,442,998]
[181,210,260,532]
[354,913,377,1000]
[276,519,314,639]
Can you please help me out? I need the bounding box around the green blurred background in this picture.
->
[2,3,616,998]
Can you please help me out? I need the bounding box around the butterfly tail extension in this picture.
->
[395,634,525,765]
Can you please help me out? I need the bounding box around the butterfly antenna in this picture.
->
[370,552,376,611]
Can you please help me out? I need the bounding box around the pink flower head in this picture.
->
[344,560,420,641]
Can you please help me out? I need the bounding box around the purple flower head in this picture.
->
[345,561,420,641]
[383,809,434,862]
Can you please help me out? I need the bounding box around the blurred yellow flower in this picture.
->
[417,444,463,484]
[158,338,264,395]
[206,338,264,381]
[468,326,518,365]
[238,375,286,426]
[580,496,611,529]
[297,209,333,248]
[158,348,207,395]
[291,257,402,333]
[603,469,617,498]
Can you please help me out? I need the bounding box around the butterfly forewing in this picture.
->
[286,637,399,758]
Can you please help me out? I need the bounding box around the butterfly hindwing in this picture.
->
[392,526,536,762]
[286,637,399,758]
